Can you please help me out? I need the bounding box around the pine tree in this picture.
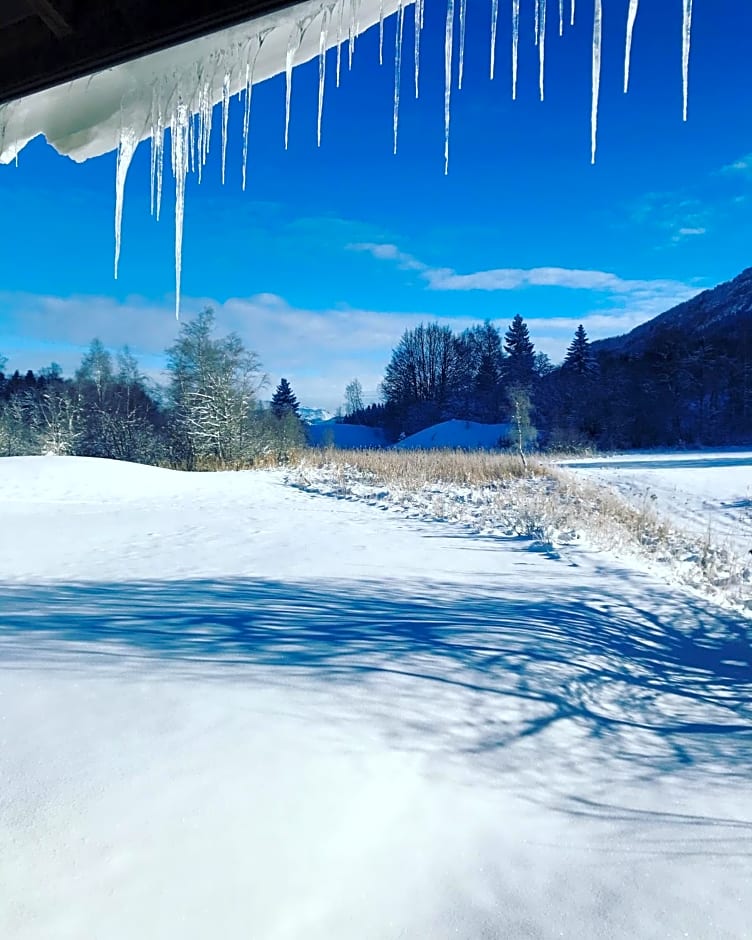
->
[271,378,300,418]
[562,324,598,376]
[503,315,535,386]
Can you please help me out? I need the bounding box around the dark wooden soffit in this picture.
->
[0,0,301,106]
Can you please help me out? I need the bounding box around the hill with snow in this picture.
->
[395,419,512,451]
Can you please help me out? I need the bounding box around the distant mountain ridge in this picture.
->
[577,266,752,447]
[593,267,752,356]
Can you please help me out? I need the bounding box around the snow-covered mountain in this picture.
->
[298,407,336,425]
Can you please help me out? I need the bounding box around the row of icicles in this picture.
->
[111,0,694,316]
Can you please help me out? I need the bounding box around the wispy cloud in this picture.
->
[629,191,712,245]
[719,154,752,176]
[629,149,752,244]
[0,245,701,410]
[349,242,428,272]
[348,242,697,304]
[0,291,479,410]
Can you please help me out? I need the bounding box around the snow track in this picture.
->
[0,457,750,938]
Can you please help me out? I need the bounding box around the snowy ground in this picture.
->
[561,451,752,555]
[1,456,751,939]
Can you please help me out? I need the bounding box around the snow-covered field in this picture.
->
[1,456,751,939]
[562,451,752,555]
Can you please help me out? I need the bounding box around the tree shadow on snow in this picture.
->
[1,573,750,800]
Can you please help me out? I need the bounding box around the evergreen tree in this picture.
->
[503,315,535,386]
[466,321,505,421]
[271,378,300,418]
[562,324,598,376]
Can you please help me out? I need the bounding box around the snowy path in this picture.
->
[562,451,752,555]
[1,458,751,939]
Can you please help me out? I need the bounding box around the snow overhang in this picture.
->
[0,0,308,107]
[0,0,406,164]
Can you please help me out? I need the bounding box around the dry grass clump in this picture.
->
[290,448,751,612]
[298,446,547,487]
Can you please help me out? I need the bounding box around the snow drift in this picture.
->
[396,418,511,450]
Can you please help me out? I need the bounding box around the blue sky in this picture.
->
[2,0,752,409]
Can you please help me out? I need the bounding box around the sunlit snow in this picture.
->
[1,455,749,938]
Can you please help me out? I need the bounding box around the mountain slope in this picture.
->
[593,267,752,356]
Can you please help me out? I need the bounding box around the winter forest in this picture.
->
[3,295,751,465]
[0,310,305,467]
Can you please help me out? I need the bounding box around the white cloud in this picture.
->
[720,154,752,175]
[0,291,478,411]
[348,242,697,305]
[0,256,700,410]
[349,242,427,272]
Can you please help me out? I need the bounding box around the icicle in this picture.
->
[347,0,361,72]
[285,24,301,150]
[318,10,330,146]
[535,0,540,46]
[114,126,137,280]
[393,0,404,154]
[559,0,564,36]
[151,113,164,221]
[221,69,231,184]
[149,125,155,217]
[187,110,195,176]
[444,0,455,174]
[149,85,161,215]
[591,0,602,164]
[538,0,547,101]
[171,100,190,318]
[570,0,575,27]
[512,0,520,100]
[196,75,213,184]
[458,0,467,90]
[490,0,499,79]
[348,0,358,71]
[241,37,262,191]
[155,114,165,222]
[624,0,639,93]
[414,0,421,97]
[336,1,344,86]
[682,0,693,121]
[379,0,384,65]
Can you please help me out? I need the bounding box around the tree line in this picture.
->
[343,314,751,449]
[0,309,305,466]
